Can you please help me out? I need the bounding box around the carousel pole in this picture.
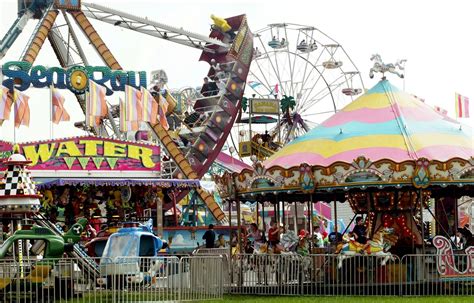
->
[172,190,178,226]
[156,191,163,238]
[256,201,259,227]
[333,195,338,236]
[309,194,314,251]
[228,199,233,284]
[419,189,426,255]
[273,201,278,224]
[410,206,415,252]
[293,202,298,233]
[281,201,286,228]
[236,198,242,254]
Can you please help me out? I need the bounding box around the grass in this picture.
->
[202,295,474,303]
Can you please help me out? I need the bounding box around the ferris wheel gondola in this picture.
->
[296,40,317,53]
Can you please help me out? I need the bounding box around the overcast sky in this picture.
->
[0,0,473,142]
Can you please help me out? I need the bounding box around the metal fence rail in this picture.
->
[228,253,474,296]
[0,255,224,302]
[2,252,474,300]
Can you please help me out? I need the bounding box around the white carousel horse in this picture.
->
[336,227,395,269]
[369,54,406,79]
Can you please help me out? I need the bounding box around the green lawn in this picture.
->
[202,296,474,303]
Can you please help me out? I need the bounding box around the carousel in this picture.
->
[215,57,474,257]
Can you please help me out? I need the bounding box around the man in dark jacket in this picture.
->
[202,224,216,248]
[352,216,367,244]
[200,77,218,97]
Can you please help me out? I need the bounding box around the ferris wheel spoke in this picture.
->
[247,71,269,98]
[300,74,346,113]
[257,35,287,96]
[252,56,275,95]
[301,48,324,88]
[284,27,296,98]
[290,30,302,98]
[297,68,325,112]
[298,64,347,112]
[262,29,288,96]
[303,73,345,107]
[296,50,326,112]
[301,109,338,117]
[272,51,286,96]
[294,29,315,101]
[295,51,315,112]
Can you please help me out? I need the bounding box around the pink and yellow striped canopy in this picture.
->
[264,80,473,168]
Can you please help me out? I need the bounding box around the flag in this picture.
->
[119,98,140,132]
[86,80,108,128]
[434,105,448,116]
[0,85,13,125]
[125,85,143,122]
[248,81,262,89]
[13,89,30,128]
[270,83,279,95]
[51,86,70,124]
[158,94,169,130]
[455,93,470,118]
[141,87,158,124]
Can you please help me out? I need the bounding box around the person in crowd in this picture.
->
[216,78,226,96]
[202,224,216,248]
[458,224,473,246]
[216,234,226,248]
[451,231,464,250]
[268,221,281,248]
[280,225,298,251]
[313,225,325,248]
[200,77,217,97]
[297,229,309,256]
[352,216,367,244]
[261,130,271,146]
[248,223,263,243]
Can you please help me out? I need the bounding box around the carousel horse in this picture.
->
[369,54,406,79]
[336,227,394,269]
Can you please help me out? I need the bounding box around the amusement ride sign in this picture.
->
[250,98,280,114]
[1,61,147,96]
[0,136,160,171]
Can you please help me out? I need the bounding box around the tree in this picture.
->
[241,97,248,112]
[280,95,296,124]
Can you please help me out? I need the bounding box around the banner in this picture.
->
[0,136,160,171]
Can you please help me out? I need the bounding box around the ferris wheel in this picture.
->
[246,23,365,144]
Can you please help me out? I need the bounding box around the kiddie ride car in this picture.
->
[97,220,172,289]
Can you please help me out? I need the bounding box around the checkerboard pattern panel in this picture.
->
[0,164,37,196]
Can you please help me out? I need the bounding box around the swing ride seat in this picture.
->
[193,95,222,112]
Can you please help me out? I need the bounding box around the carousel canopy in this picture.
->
[265,80,473,168]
